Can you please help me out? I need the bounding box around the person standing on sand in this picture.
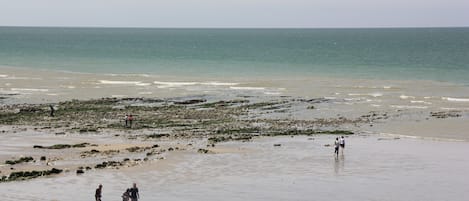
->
[334,137,340,157]
[124,114,129,128]
[95,184,103,201]
[129,183,139,201]
[339,136,345,154]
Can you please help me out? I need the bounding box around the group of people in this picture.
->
[124,114,134,128]
[334,136,346,157]
[95,183,140,201]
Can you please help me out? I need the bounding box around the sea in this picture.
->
[1,27,469,110]
[1,27,469,83]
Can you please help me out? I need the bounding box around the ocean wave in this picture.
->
[399,95,415,99]
[106,73,151,77]
[153,81,239,87]
[99,80,143,85]
[264,92,282,95]
[410,100,432,105]
[344,97,365,101]
[201,82,239,86]
[0,74,8,78]
[138,92,153,95]
[11,88,49,92]
[390,105,428,109]
[135,83,151,86]
[153,81,198,86]
[348,93,383,97]
[442,97,469,102]
[230,86,265,90]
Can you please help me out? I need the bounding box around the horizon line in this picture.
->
[1,25,468,29]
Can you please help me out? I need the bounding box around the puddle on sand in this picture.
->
[1,135,468,201]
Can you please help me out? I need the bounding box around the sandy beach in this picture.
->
[1,65,469,200]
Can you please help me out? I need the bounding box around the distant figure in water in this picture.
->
[95,184,103,201]
[124,114,134,128]
[129,183,139,201]
[49,105,55,117]
[339,136,345,154]
[334,137,340,157]
[128,115,134,128]
[122,188,131,201]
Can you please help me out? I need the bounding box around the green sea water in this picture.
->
[0,27,468,83]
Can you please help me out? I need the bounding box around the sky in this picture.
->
[0,0,468,28]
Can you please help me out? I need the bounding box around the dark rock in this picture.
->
[174,99,207,105]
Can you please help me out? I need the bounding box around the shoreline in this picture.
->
[1,64,469,190]
[1,94,468,182]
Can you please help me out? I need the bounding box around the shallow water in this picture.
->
[2,135,468,201]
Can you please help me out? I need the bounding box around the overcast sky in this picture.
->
[1,0,468,28]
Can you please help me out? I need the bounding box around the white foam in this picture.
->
[264,92,281,95]
[135,83,151,86]
[11,88,49,92]
[399,95,415,100]
[410,100,432,105]
[440,107,462,110]
[442,97,469,102]
[0,74,8,78]
[46,93,58,96]
[153,81,198,86]
[200,82,239,86]
[390,105,428,109]
[348,93,383,97]
[107,73,151,77]
[99,80,142,85]
[230,86,265,90]
[138,92,153,95]
[371,104,381,107]
[344,98,364,101]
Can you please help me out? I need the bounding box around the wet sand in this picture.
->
[1,66,469,200]
[1,135,468,201]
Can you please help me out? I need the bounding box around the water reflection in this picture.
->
[334,154,345,175]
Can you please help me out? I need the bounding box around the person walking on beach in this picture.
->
[129,183,139,201]
[334,137,340,157]
[95,184,103,201]
[339,136,345,154]
[122,188,131,201]
[334,138,339,156]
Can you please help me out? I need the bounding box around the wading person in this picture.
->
[124,114,129,128]
[95,184,103,201]
[129,183,139,201]
[122,188,131,201]
[334,137,340,157]
[128,115,134,128]
[339,136,345,154]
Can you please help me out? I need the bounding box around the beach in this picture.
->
[1,27,469,200]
